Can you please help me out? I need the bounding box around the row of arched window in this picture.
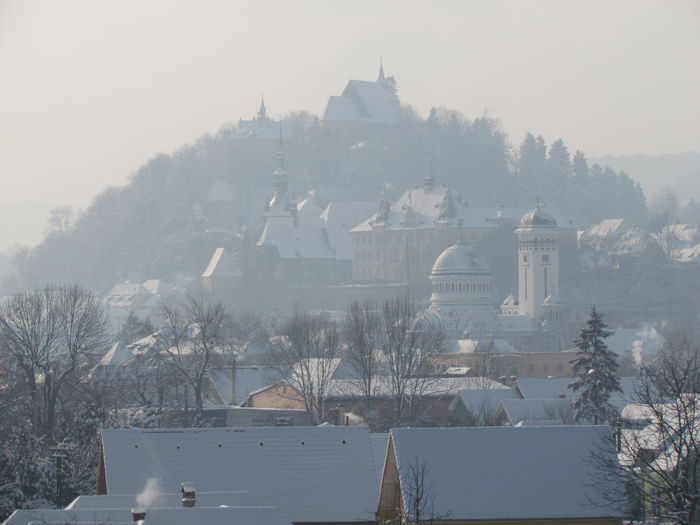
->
[432,280,491,294]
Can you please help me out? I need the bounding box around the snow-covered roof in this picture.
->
[608,229,653,257]
[202,248,242,279]
[498,398,572,425]
[351,185,533,233]
[449,338,517,353]
[519,207,557,228]
[456,387,521,414]
[323,77,400,125]
[516,376,640,401]
[296,198,324,218]
[98,341,133,367]
[321,200,376,260]
[99,426,379,523]
[4,504,287,525]
[586,218,629,238]
[661,223,698,243]
[142,279,173,295]
[389,425,625,520]
[208,366,279,406]
[327,376,507,398]
[256,216,334,260]
[370,433,389,490]
[514,377,578,399]
[431,241,490,276]
[673,243,700,264]
[323,95,361,122]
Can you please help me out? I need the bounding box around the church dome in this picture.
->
[502,294,519,306]
[431,241,490,276]
[519,207,557,228]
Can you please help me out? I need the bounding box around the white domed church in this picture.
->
[426,240,499,335]
[425,206,567,348]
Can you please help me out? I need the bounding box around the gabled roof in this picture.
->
[208,366,279,406]
[323,95,362,122]
[388,426,625,521]
[296,198,324,218]
[202,248,242,279]
[351,185,533,233]
[586,218,629,238]
[498,398,572,425]
[455,387,521,413]
[327,376,507,398]
[515,377,577,399]
[99,426,379,523]
[516,376,640,402]
[323,77,400,125]
[257,216,334,259]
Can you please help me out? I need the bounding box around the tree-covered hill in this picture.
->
[2,106,647,294]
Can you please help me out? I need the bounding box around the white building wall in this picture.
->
[517,228,559,319]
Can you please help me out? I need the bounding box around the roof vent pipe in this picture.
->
[132,508,146,521]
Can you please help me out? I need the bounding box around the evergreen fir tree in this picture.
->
[569,307,622,424]
[117,311,154,345]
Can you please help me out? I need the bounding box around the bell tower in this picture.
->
[516,206,559,319]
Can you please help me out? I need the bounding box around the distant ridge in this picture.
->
[592,151,700,203]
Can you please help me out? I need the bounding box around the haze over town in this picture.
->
[1,0,699,249]
[1,3,700,525]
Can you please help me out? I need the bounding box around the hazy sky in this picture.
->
[1,0,699,211]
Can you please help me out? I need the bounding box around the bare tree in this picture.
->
[593,334,700,524]
[381,298,446,426]
[272,311,339,423]
[394,456,450,525]
[0,285,107,437]
[342,300,381,408]
[158,297,229,421]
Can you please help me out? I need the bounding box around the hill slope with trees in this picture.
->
[2,106,647,294]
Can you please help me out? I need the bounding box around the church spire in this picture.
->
[258,96,267,121]
[377,56,385,82]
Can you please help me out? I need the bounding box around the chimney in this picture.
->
[181,482,196,508]
[131,508,146,522]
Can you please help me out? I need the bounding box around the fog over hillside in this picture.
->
[1,3,699,524]
[593,151,700,204]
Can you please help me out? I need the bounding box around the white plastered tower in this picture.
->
[516,207,559,320]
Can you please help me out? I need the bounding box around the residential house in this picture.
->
[377,426,627,525]
[96,426,382,524]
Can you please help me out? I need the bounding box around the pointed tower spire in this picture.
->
[258,96,267,120]
[377,56,385,82]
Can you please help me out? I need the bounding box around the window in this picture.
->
[542,254,550,263]
[528,364,535,373]
[543,364,549,373]
[523,254,528,264]
[556,363,564,372]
